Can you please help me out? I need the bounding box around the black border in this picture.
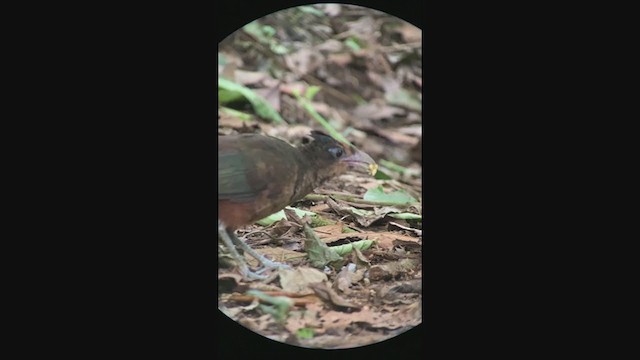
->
[24,0,597,355]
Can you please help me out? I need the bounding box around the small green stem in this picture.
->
[303,193,414,207]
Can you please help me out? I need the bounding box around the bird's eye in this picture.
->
[328,147,344,158]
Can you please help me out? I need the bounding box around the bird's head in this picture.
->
[299,131,378,180]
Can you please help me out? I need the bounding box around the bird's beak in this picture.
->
[341,148,378,176]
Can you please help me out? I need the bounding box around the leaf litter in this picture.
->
[218,3,422,349]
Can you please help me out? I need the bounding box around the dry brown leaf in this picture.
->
[320,303,421,332]
[308,203,331,213]
[239,314,273,333]
[265,125,314,144]
[254,86,281,112]
[318,231,419,249]
[283,306,324,334]
[398,23,422,43]
[369,127,420,146]
[312,223,345,237]
[268,218,298,238]
[352,247,371,268]
[397,125,422,137]
[334,266,353,294]
[322,3,342,17]
[353,103,405,121]
[279,267,328,294]
[279,82,308,96]
[327,53,353,66]
[345,16,376,40]
[392,239,422,250]
[245,247,306,267]
[285,48,324,76]
[368,258,419,281]
[316,39,344,52]
[309,281,360,309]
[217,114,257,129]
[325,198,385,227]
[234,69,268,85]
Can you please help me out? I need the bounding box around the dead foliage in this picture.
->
[218,4,422,349]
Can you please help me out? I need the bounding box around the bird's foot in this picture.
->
[239,266,269,280]
[233,236,291,272]
[219,223,269,281]
[255,258,291,274]
[219,220,290,281]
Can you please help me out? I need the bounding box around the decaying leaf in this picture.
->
[303,223,343,268]
[352,247,371,268]
[353,102,405,121]
[309,281,360,310]
[245,247,306,268]
[318,231,419,250]
[218,4,422,349]
[279,267,328,294]
[234,69,269,85]
[334,266,353,294]
[326,198,385,227]
[368,258,419,281]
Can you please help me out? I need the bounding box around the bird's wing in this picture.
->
[218,149,268,201]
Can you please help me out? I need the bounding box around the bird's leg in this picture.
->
[218,221,267,280]
[229,231,291,272]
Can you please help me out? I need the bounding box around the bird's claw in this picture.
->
[219,221,290,281]
[255,262,291,275]
[240,267,269,280]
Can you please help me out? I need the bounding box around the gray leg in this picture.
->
[218,221,267,280]
[229,231,291,271]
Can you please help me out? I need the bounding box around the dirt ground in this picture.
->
[218,4,422,349]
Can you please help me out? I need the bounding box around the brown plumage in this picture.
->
[218,130,377,280]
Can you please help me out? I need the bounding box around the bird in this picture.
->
[218,130,377,280]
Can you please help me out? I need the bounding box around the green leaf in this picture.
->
[247,290,293,323]
[218,88,245,104]
[219,106,252,120]
[304,86,321,100]
[256,207,316,226]
[298,6,325,16]
[218,77,285,123]
[261,25,276,37]
[350,208,373,217]
[332,240,374,255]
[388,213,422,220]
[373,168,392,180]
[294,94,351,146]
[270,43,289,55]
[379,159,409,174]
[363,185,418,205]
[344,37,362,51]
[296,327,315,339]
[243,21,290,55]
[303,223,342,268]
[242,21,271,45]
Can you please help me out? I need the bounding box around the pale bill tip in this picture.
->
[369,163,378,176]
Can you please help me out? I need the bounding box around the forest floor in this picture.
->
[218,4,422,349]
